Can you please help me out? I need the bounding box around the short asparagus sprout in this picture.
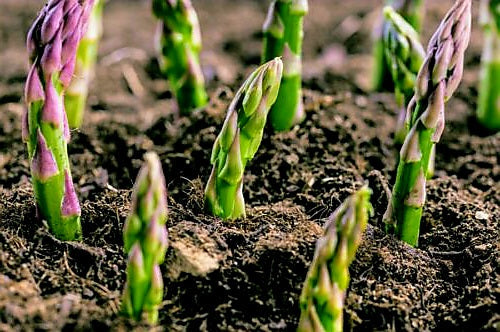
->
[384,0,472,247]
[373,0,425,92]
[297,186,372,332]
[205,58,283,219]
[152,0,208,115]
[477,0,500,131]
[122,152,168,324]
[262,0,308,131]
[383,6,425,144]
[24,0,95,241]
[65,0,103,128]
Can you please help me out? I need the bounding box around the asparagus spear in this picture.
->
[373,0,425,92]
[122,152,168,324]
[383,6,425,144]
[384,0,472,247]
[65,0,103,128]
[152,0,208,115]
[477,0,500,131]
[205,58,283,219]
[262,0,307,131]
[23,0,95,241]
[297,186,372,332]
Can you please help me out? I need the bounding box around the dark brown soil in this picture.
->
[0,0,498,331]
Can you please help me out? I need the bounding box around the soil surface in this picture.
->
[0,0,499,331]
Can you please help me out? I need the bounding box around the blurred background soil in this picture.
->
[0,0,498,331]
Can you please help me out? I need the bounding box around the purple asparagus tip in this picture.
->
[61,170,81,217]
[41,2,64,44]
[129,243,144,269]
[59,55,76,88]
[151,264,163,290]
[41,83,64,127]
[25,64,45,104]
[40,29,62,77]
[62,4,82,40]
[31,129,59,181]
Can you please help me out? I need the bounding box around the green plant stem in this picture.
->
[153,0,208,115]
[205,58,283,219]
[262,0,307,131]
[384,0,472,247]
[373,0,424,92]
[477,0,500,131]
[122,152,168,324]
[297,186,372,332]
[65,0,103,128]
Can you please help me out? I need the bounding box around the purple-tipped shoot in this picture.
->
[122,152,168,324]
[24,0,95,241]
[384,0,472,247]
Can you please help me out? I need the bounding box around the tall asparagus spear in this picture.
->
[384,0,472,247]
[373,0,425,92]
[122,152,168,324]
[152,0,208,115]
[383,6,425,144]
[24,0,95,241]
[65,0,103,128]
[205,58,283,220]
[297,186,372,332]
[262,0,307,131]
[477,0,500,131]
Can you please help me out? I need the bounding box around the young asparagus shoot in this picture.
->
[122,152,168,324]
[297,186,372,332]
[152,0,208,115]
[205,58,283,219]
[24,0,95,241]
[383,6,425,144]
[65,0,104,128]
[384,0,472,247]
[477,0,500,131]
[262,0,308,131]
[373,0,425,92]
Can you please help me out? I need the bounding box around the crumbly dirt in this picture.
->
[0,0,498,331]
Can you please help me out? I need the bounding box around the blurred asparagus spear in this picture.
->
[373,0,425,92]
[477,0,500,131]
[122,152,168,324]
[262,0,308,131]
[64,0,103,128]
[205,58,283,219]
[24,0,95,240]
[297,186,372,332]
[383,6,425,144]
[384,0,472,247]
[152,0,208,115]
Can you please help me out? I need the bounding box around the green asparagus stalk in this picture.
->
[373,0,425,92]
[262,0,307,131]
[122,152,168,324]
[477,0,500,131]
[23,0,95,241]
[383,6,425,144]
[297,186,372,332]
[64,0,103,128]
[205,58,283,219]
[384,0,472,247]
[152,0,208,115]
